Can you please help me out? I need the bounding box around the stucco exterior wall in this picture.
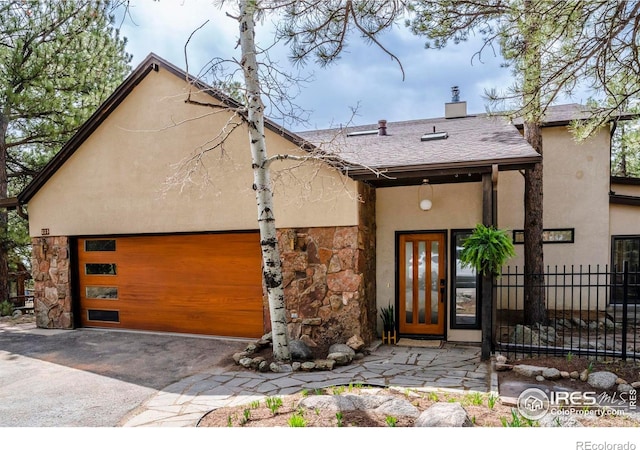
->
[27,68,358,238]
[499,126,612,269]
[610,204,640,236]
[376,182,484,343]
[610,182,640,236]
[376,125,614,341]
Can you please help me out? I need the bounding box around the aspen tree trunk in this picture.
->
[238,0,290,362]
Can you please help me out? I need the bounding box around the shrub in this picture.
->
[0,301,13,317]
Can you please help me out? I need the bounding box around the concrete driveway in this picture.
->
[0,319,250,426]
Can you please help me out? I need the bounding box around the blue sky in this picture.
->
[115,1,587,132]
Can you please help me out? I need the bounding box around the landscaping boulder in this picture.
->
[346,335,365,352]
[513,364,546,377]
[328,343,356,357]
[414,403,472,427]
[289,339,313,361]
[327,352,353,366]
[587,371,618,390]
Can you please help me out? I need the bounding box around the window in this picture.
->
[85,263,117,275]
[512,228,574,244]
[85,240,116,251]
[451,230,480,329]
[611,236,640,304]
[85,287,118,299]
[87,309,119,322]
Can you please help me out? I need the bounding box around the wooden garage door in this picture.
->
[77,233,264,338]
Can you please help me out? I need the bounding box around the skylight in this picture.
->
[347,130,379,137]
[421,131,448,141]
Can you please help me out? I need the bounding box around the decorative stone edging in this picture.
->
[494,354,640,392]
[232,332,368,373]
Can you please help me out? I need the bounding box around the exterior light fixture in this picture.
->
[418,179,433,211]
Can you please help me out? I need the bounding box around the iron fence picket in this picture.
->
[495,264,639,361]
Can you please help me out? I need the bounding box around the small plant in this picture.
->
[427,391,439,402]
[471,415,477,425]
[313,388,324,395]
[288,413,307,427]
[380,304,395,333]
[0,300,13,317]
[239,408,251,425]
[463,392,484,406]
[314,407,320,416]
[385,415,398,427]
[301,388,309,397]
[249,400,260,409]
[332,385,346,395]
[488,393,498,409]
[587,361,595,373]
[226,414,234,427]
[265,396,283,415]
[566,352,574,363]
[336,411,344,427]
[500,409,538,427]
[354,382,363,389]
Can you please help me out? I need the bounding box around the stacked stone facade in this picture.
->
[274,184,377,349]
[30,236,73,329]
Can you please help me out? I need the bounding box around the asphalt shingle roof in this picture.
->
[298,113,539,171]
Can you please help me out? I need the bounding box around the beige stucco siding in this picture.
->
[499,127,612,268]
[610,204,640,236]
[375,125,613,340]
[27,68,358,237]
[376,182,483,342]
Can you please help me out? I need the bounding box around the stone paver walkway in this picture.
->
[121,342,496,427]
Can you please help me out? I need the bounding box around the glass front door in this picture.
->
[398,233,446,336]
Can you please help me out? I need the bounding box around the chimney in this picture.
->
[378,119,387,136]
[445,86,467,119]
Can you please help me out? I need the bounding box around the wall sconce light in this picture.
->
[286,230,296,251]
[418,179,433,211]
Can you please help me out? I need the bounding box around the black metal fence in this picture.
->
[495,262,639,361]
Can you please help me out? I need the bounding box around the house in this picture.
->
[17,54,640,352]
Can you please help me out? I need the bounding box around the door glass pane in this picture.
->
[405,241,413,324]
[430,241,439,325]
[453,232,479,327]
[418,241,426,324]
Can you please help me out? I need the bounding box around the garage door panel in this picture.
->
[78,233,264,338]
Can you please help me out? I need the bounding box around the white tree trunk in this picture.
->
[238,0,290,362]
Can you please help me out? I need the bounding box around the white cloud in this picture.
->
[114,2,582,132]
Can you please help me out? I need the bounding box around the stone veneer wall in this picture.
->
[274,183,377,349]
[30,236,73,329]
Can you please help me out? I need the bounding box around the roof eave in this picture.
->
[610,194,640,207]
[513,112,639,130]
[345,155,541,183]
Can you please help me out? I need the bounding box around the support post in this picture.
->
[481,169,498,361]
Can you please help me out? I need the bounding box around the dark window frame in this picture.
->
[512,228,575,244]
[84,239,116,252]
[611,235,640,304]
[450,229,481,330]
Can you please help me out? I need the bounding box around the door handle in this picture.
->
[440,279,445,302]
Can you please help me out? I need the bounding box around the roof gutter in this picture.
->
[344,155,541,181]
